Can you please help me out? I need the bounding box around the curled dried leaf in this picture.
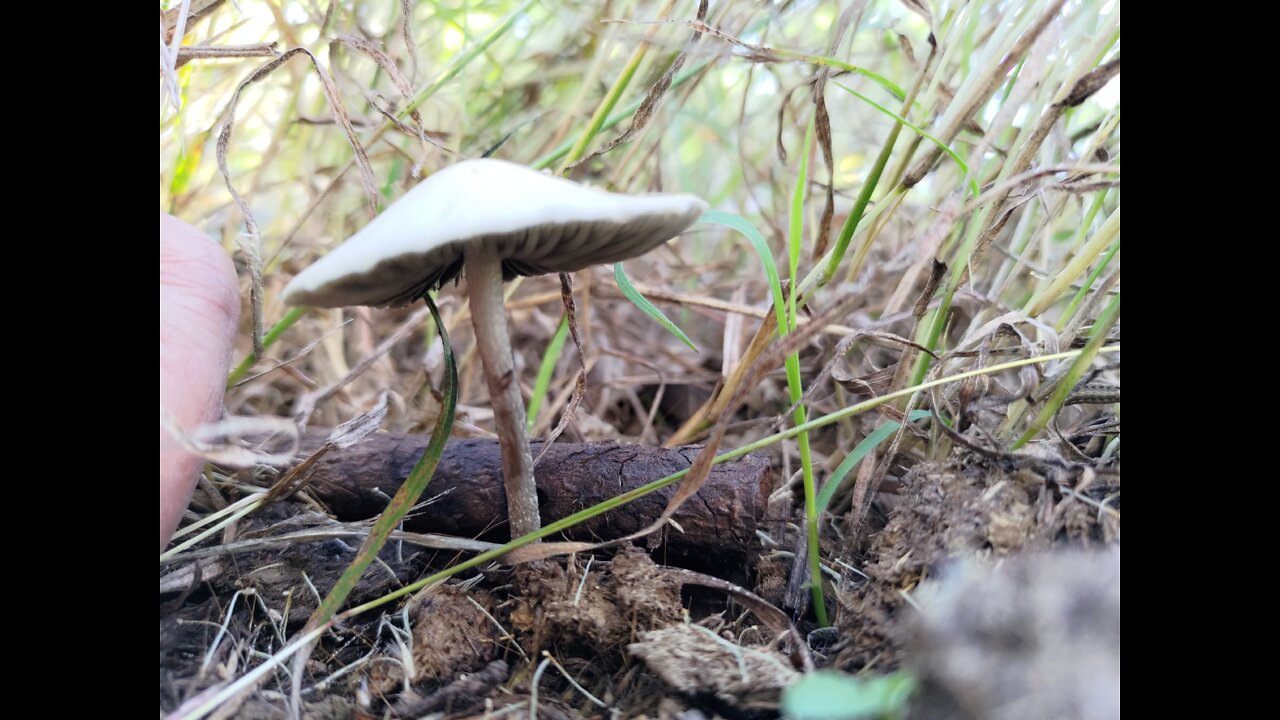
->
[326,391,390,449]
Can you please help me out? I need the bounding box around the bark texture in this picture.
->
[298,432,773,578]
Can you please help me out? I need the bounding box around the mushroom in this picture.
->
[283,158,706,539]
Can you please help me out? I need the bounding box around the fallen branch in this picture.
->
[290,432,773,579]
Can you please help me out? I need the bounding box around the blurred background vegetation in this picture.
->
[160,0,1117,435]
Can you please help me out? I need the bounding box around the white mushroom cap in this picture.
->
[282,158,707,308]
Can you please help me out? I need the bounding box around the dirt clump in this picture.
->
[511,545,684,652]
[834,454,1119,671]
[904,548,1121,720]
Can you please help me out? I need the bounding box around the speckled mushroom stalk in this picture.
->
[464,248,540,538]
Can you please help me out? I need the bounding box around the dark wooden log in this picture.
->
[297,432,772,579]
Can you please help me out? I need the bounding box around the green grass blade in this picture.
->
[1057,237,1119,333]
[772,49,907,101]
[816,410,933,513]
[697,209,787,332]
[398,0,535,120]
[305,294,458,627]
[614,263,698,352]
[833,80,979,199]
[820,99,904,287]
[1027,205,1121,317]
[532,60,711,170]
[226,306,308,388]
[558,18,652,171]
[785,113,827,627]
[527,316,570,431]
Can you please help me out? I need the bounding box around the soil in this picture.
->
[160,436,1119,718]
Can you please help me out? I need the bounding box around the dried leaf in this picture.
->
[328,391,390,449]
[399,0,419,82]
[332,33,445,169]
[912,258,946,320]
[527,291,865,569]
[809,1,867,257]
[501,540,597,565]
[683,19,779,60]
[1062,56,1120,107]
[832,363,897,397]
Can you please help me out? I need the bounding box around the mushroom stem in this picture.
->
[465,249,542,540]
